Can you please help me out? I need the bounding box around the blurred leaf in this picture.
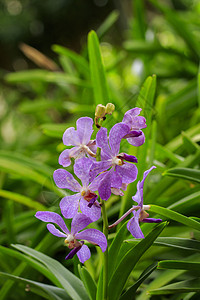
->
[0,272,70,300]
[163,167,200,183]
[12,245,90,300]
[40,123,68,138]
[158,260,200,272]
[78,265,96,300]
[88,30,109,105]
[97,10,119,39]
[149,278,200,295]
[119,263,157,300]
[0,189,46,211]
[108,222,167,300]
[150,205,200,231]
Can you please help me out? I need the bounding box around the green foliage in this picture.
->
[1,1,200,299]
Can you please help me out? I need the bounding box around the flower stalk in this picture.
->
[101,199,108,300]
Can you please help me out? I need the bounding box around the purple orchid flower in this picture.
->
[127,166,162,238]
[54,158,101,222]
[35,212,107,263]
[122,107,147,147]
[59,117,96,167]
[92,123,138,200]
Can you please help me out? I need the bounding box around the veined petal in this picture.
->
[142,218,162,223]
[75,229,107,252]
[80,197,101,222]
[116,162,138,184]
[77,244,91,263]
[110,171,122,189]
[60,194,80,219]
[96,127,112,158]
[109,123,130,156]
[53,169,81,192]
[122,108,142,126]
[71,213,92,235]
[65,246,82,261]
[127,132,145,147]
[76,117,94,145]
[98,169,113,200]
[58,149,71,167]
[63,127,80,146]
[74,157,93,187]
[47,223,67,238]
[127,210,144,239]
[35,211,69,234]
[89,161,112,182]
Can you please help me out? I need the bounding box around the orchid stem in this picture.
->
[101,199,108,300]
[108,206,140,229]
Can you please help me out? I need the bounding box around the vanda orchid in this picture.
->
[35,102,162,300]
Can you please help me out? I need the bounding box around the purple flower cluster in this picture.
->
[35,107,162,263]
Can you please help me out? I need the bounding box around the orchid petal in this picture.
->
[71,213,92,235]
[116,162,138,184]
[76,117,94,144]
[109,123,130,156]
[142,218,162,223]
[127,132,145,147]
[96,127,112,159]
[58,149,71,167]
[89,161,111,182]
[47,224,67,238]
[127,210,144,239]
[110,171,122,189]
[65,246,82,260]
[53,169,81,192]
[59,194,80,219]
[98,169,113,200]
[80,197,101,222]
[74,157,93,187]
[63,127,80,146]
[35,211,69,234]
[77,244,91,263]
[75,229,107,252]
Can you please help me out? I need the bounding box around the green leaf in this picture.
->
[88,30,109,105]
[0,272,71,300]
[0,190,46,211]
[158,260,200,272]
[97,10,119,39]
[149,278,200,295]
[108,222,167,300]
[150,205,200,231]
[12,245,90,300]
[78,265,96,300]
[163,167,200,183]
[40,123,70,138]
[119,263,157,300]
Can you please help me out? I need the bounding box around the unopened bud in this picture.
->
[105,103,115,115]
[95,104,106,118]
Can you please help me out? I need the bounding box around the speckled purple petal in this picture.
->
[75,228,107,252]
[58,149,71,167]
[142,218,162,223]
[120,153,138,163]
[65,245,82,260]
[96,127,112,159]
[89,161,112,182]
[71,213,92,235]
[109,123,130,156]
[110,170,122,189]
[80,197,101,222]
[116,162,138,184]
[59,194,80,219]
[63,127,80,146]
[127,210,144,239]
[88,195,98,208]
[122,108,142,125]
[35,211,69,234]
[53,169,81,192]
[127,132,145,147]
[74,157,93,187]
[98,169,113,200]
[123,130,142,139]
[77,244,91,263]
[76,117,94,145]
[47,223,67,237]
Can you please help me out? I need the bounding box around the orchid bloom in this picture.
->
[54,158,101,222]
[127,166,162,238]
[59,117,96,167]
[91,123,138,200]
[35,212,107,263]
[122,107,147,146]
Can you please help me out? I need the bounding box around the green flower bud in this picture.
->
[95,104,106,118]
[105,103,115,115]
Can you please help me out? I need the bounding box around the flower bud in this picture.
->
[105,103,115,115]
[95,104,106,118]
